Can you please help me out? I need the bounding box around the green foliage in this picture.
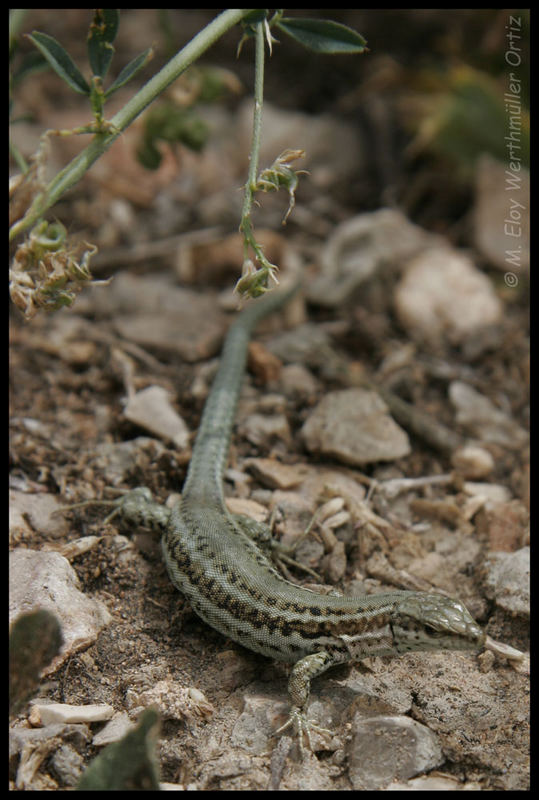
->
[409,66,529,174]
[138,104,209,169]
[235,12,367,299]
[27,31,91,95]
[87,8,119,79]
[11,9,368,304]
[9,609,63,716]
[255,149,307,224]
[105,48,153,99]
[76,709,161,791]
[238,10,367,58]
[27,9,152,126]
[10,10,249,246]
[275,16,367,54]
[136,66,241,170]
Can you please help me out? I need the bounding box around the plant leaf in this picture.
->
[76,709,160,790]
[26,31,90,94]
[9,610,63,716]
[104,47,153,98]
[276,17,367,54]
[88,9,119,79]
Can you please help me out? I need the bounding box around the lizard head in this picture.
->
[391,592,485,654]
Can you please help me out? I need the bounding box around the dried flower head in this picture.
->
[10,221,103,319]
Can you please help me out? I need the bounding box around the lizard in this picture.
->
[110,283,486,753]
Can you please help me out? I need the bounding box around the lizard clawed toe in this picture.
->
[274,706,333,756]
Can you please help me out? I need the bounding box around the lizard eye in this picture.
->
[423,623,438,635]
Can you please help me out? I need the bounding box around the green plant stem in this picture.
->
[240,20,265,231]
[237,20,279,294]
[9,9,28,52]
[9,139,29,174]
[10,9,253,242]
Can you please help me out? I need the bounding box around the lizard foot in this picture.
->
[274,706,333,757]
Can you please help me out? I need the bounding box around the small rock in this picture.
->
[301,389,410,466]
[9,491,70,541]
[279,363,319,401]
[108,274,227,362]
[324,538,347,583]
[244,458,307,489]
[239,413,291,449]
[347,715,444,791]
[230,693,277,755]
[256,393,287,414]
[9,549,112,673]
[92,437,167,486]
[50,536,101,561]
[322,510,351,530]
[483,546,529,617]
[161,781,188,791]
[223,467,252,498]
[451,444,495,479]
[267,323,339,371]
[12,728,75,791]
[463,482,512,508]
[317,496,346,521]
[124,386,190,449]
[388,774,481,791]
[92,712,135,746]
[269,488,318,547]
[126,681,214,723]
[449,381,528,449]
[49,743,85,786]
[248,341,283,384]
[308,209,436,307]
[474,155,529,271]
[30,702,114,726]
[225,496,268,523]
[394,248,502,345]
[9,722,90,760]
[299,466,368,512]
[477,500,529,552]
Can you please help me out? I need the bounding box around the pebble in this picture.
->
[483,546,529,617]
[301,388,410,466]
[451,444,495,479]
[29,702,114,726]
[394,248,502,345]
[124,386,190,449]
[474,154,529,271]
[449,381,528,450]
[9,549,112,673]
[347,715,444,791]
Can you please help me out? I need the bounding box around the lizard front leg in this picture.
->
[275,650,336,754]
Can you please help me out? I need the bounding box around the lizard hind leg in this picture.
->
[231,513,322,581]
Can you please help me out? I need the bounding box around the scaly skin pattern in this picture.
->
[116,287,485,752]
